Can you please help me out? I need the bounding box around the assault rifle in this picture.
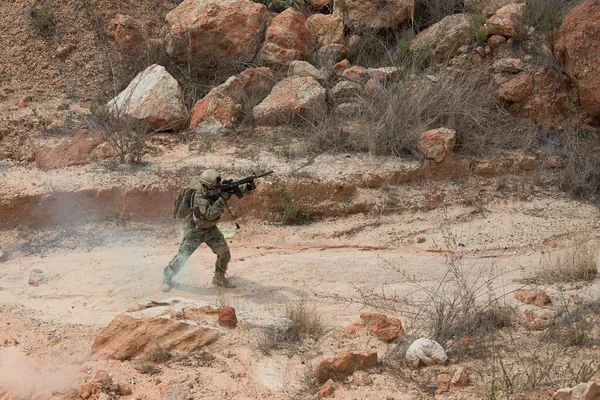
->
[207,170,273,199]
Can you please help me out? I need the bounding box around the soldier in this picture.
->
[162,168,255,292]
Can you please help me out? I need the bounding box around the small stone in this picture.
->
[218,306,238,328]
[28,269,47,286]
[451,367,470,387]
[317,379,336,398]
[416,236,426,243]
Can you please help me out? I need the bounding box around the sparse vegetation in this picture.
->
[286,300,324,341]
[281,191,312,224]
[534,235,598,284]
[520,0,582,39]
[29,1,56,36]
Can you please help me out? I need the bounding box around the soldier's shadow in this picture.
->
[174,277,309,303]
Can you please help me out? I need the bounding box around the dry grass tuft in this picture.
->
[535,235,599,284]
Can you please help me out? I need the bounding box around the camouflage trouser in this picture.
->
[163,224,231,279]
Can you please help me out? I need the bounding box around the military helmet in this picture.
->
[198,168,221,188]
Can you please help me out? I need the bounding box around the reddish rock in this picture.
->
[333,59,351,76]
[307,13,344,48]
[486,3,526,37]
[91,298,223,360]
[514,289,535,304]
[451,367,470,388]
[288,61,325,82]
[314,350,378,383]
[360,313,404,342]
[108,64,187,130]
[165,0,267,64]
[437,373,451,392]
[317,379,336,398]
[487,34,507,49]
[417,128,457,163]
[259,8,312,68]
[237,67,276,101]
[308,0,332,10]
[218,306,237,328]
[94,370,111,385]
[253,76,327,126]
[341,66,371,84]
[107,14,143,56]
[416,236,426,243]
[534,290,552,307]
[189,77,245,131]
[334,0,414,30]
[554,0,600,120]
[36,133,105,170]
[514,289,551,306]
[498,74,534,103]
[465,0,522,16]
[118,383,133,396]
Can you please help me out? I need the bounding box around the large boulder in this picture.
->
[189,76,245,131]
[165,0,268,64]
[554,0,600,120]
[465,0,523,16]
[333,0,414,31]
[106,14,143,56]
[237,66,276,101]
[258,8,312,68]
[107,64,187,130]
[409,14,474,61]
[35,132,114,170]
[91,298,224,360]
[417,128,457,163]
[485,3,526,37]
[307,13,344,48]
[498,74,534,103]
[253,76,327,126]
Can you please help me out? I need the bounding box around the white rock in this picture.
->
[107,64,187,130]
[405,338,448,368]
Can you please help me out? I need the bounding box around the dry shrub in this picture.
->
[309,69,534,158]
[29,0,56,36]
[535,235,599,284]
[520,0,582,39]
[413,0,467,31]
[286,300,324,341]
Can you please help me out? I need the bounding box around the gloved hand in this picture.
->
[220,191,232,201]
[246,181,256,191]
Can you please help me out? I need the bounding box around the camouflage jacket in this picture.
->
[189,186,250,229]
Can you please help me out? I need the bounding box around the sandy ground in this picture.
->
[1,190,599,399]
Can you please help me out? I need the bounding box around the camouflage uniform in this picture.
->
[162,172,253,291]
[163,189,231,281]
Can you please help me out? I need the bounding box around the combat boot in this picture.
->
[212,271,236,288]
[161,276,173,292]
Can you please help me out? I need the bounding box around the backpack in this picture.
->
[173,187,197,219]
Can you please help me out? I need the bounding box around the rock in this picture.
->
[218,306,237,328]
[308,0,332,10]
[334,0,414,30]
[188,76,245,131]
[333,59,351,76]
[553,381,599,400]
[464,0,523,16]
[487,34,507,49]
[317,379,336,398]
[288,61,326,82]
[417,128,457,163]
[36,133,105,170]
[437,373,451,392]
[194,120,234,136]
[314,350,378,383]
[117,383,133,396]
[498,74,534,102]
[259,8,312,68]
[554,0,600,120]
[56,43,77,59]
[307,13,344,48]
[91,298,224,360]
[107,64,187,130]
[341,66,371,84]
[28,268,47,286]
[237,67,276,102]
[333,102,362,118]
[315,44,347,68]
[165,0,267,64]
[486,3,526,37]
[405,338,448,368]
[492,57,524,74]
[107,14,143,56]
[416,236,426,243]
[360,313,404,342]
[513,289,552,306]
[253,76,327,126]
[451,367,470,387]
[409,14,475,61]
[330,81,363,104]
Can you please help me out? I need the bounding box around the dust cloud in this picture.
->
[0,347,77,398]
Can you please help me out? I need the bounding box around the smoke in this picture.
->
[0,347,77,398]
